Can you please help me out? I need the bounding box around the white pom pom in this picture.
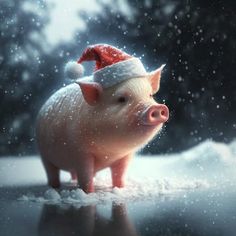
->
[64,61,84,80]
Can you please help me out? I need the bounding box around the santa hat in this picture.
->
[65,44,148,88]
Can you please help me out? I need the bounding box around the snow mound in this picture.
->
[168,139,236,181]
[18,177,208,205]
[182,139,236,167]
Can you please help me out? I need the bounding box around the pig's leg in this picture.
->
[111,154,133,188]
[42,158,60,188]
[74,153,95,193]
[70,171,77,182]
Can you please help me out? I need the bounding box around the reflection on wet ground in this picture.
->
[1,185,236,236]
[39,203,138,236]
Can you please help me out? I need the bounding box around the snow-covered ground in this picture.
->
[0,139,236,204]
[1,140,236,236]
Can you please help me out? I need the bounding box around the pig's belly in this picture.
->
[43,140,122,172]
[41,144,76,171]
[94,155,125,172]
[44,142,124,173]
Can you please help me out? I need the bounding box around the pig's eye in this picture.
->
[117,96,128,104]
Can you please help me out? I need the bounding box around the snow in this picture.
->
[17,177,208,206]
[1,139,236,205]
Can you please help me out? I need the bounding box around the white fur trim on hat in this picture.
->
[93,58,147,88]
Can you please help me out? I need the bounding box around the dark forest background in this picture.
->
[0,0,236,156]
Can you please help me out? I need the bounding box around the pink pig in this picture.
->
[36,44,169,193]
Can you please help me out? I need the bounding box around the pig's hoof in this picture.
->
[79,184,94,193]
[113,183,125,188]
[112,179,125,188]
[48,181,60,189]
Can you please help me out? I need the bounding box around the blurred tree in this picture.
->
[75,0,236,154]
[0,0,63,156]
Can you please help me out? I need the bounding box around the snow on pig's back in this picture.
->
[36,83,86,169]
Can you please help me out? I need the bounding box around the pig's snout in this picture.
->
[141,104,169,126]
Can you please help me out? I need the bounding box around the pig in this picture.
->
[36,46,169,193]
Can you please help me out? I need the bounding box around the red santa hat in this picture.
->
[65,44,147,88]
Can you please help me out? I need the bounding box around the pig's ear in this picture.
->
[76,81,103,105]
[148,64,165,93]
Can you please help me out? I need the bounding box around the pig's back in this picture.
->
[36,83,84,149]
[37,83,83,120]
